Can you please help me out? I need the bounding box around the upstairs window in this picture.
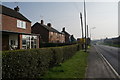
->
[17,20,26,29]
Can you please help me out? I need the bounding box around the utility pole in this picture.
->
[84,0,87,52]
[87,25,89,38]
[80,13,84,39]
[80,12,84,49]
[87,25,89,46]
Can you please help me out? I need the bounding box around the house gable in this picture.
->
[1,5,31,22]
[2,14,31,34]
[1,5,31,34]
[32,22,49,42]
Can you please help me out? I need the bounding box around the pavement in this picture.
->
[86,46,117,78]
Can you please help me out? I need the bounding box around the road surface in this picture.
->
[86,46,117,78]
[94,44,119,75]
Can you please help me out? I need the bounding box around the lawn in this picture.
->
[108,44,120,48]
[103,43,120,48]
[41,50,88,78]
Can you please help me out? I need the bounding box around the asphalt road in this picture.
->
[86,46,117,78]
[94,44,119,75]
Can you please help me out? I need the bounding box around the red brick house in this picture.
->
[61,27,70,43]
[1,5,40,50]
[32,20,65,43]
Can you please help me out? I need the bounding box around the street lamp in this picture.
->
[90,27,96,40]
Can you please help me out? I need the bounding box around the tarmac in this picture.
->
[86,46,117,78]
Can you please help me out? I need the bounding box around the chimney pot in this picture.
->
[47,23,51,27]
[63,27,65,31]
[41,20,44,24]
[14,6,19,12]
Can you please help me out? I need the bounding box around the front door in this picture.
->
[2,34,9,50]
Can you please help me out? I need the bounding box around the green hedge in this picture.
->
[2,44,81,78]
[40,42,77,48]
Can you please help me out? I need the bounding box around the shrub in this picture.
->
[40,42,77,48]
[2,44,80,78]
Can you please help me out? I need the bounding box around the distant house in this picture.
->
[32,20,65,43]
[69,35,76,43]
[1,5,40,50]
[61,27,70,43]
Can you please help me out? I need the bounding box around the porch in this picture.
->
[2,31,40,51]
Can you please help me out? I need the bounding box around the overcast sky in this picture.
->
[2,1,118,40]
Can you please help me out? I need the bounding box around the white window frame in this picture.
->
[17,20,26,29]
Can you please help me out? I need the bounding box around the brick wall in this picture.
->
[18,34,22,49]
[60,34,65,43]
[49,32,65,43]
[32,23,65,43]
[2,14,31,34]
[65,34,70,43]
[49,32,57,43]
[32,23,49,43]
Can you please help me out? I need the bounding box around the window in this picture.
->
[10,40,16,45]
[22,35,38,49]
[17,20,26,29]
[22,39,26,45]
[50,32,53,35]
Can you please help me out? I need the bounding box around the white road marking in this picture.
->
[94,46,120,78]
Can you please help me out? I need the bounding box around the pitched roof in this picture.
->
[0,5,31,22]
[33,22,61,34]
[62,30,70,36]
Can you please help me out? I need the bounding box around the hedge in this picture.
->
[40,42,77,48]
[2,44,81,78]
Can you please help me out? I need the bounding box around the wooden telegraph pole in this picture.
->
[84,0,87,52]
[87,25,89,38]
[80,12,84,39]
[87,25,89,46]
[80,12,84,49]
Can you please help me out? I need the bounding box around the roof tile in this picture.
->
[0,5,31,22]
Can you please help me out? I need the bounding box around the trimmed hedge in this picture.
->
[40,42,77,48]
[2,44,81,78]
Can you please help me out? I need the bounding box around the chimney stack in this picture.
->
[41,20,44,24]
[47,23,51,27]
[14,6,19,12]
[62,27,65,32]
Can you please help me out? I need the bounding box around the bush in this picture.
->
[2,44,80,78]
[40,42,77,48]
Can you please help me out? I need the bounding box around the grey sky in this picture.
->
[2,1,118,40]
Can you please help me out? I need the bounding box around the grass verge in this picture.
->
[108,44,120,48]
[41,50,88,78]
[103,43,120,48]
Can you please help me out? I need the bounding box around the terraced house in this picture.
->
[1,5,40,51]
[61,27,71,43]
[32,20,65,43]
